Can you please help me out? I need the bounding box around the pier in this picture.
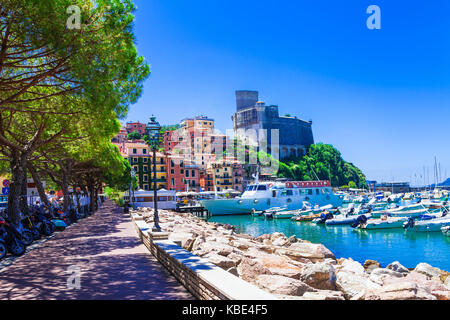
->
[176,204,211,218]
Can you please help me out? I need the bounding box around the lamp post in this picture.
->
[146,115,161,232]
[130,168,136,209]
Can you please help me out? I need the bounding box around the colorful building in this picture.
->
[207,158,243,192]
[126,121,147,136]
[123,143,167,190]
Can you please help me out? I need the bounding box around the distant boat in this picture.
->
[354,216,409,230]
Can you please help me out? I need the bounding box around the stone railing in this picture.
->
[130,213,276,300]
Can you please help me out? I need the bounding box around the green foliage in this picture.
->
[274,144,367,187]
[128,130,142,140]
[348,181,357,188]
[160,124,180,132]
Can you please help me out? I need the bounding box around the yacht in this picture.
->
[200,180,343,216]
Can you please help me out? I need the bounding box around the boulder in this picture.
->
[227,252,243,265]
[195,241,237,257]
[205,253,236,270]
[255,275,316,296]
[256,234,271,243]
[445,276,450,290]
[287,235,297,244]
[386,261,410,274]
[336,259,365,275]
[270,232,286,241]
[275,242,335,263]
[335,271,380,299]
[268,267,302,280]
[363,282,437,300]
[363,260,380,273]
[302,290,345,300]
[236,257,272,283]
[369,268,405,285]
[414,263,442,280]
[299,262,337,290]
[272,237,289,247]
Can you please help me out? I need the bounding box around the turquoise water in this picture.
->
[208,214,450,271]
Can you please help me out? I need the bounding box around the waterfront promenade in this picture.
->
[0,200,194,300]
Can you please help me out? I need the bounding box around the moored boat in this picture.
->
[403,216,450,232]
[201,180,342,216]
[353,216,409,230]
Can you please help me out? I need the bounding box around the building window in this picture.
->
[192,170,195,177]
[143,149,147,154]
[186,170,189,177]
[144,175,148,182]
[133,148,137,154]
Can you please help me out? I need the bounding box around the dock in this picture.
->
[176,204,211,218]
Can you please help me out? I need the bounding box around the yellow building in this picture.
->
[124,143,167,190]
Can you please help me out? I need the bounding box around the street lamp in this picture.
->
[130,168,136,209]
[146,115,162,232]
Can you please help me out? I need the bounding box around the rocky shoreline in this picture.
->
[133,207,450,300]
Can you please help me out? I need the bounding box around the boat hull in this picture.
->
[201,195,343,216]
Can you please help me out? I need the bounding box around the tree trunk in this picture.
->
[20,169,29,215]
[7,150,27,223]
[28,164,50,207]
[61,172,69,212]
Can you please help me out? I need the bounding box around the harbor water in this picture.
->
[208,214,450,271]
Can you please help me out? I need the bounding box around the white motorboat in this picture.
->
[355,216,409,230]
[201,180,343,216]
[404,216,450,232]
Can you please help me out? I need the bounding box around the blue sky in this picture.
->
[125,0,450,185]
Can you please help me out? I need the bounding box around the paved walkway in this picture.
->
[0,200,194,300]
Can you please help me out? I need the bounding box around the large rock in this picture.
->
[414,263,442,280]
[363,260,380,273]
[193,241,238,257]
[384,271,450,300]
[386,261,410,274]
[335,271,380,299]
[302,290,345,300]
[251,253,304,279]
[299,262,337,290]
[336,259,365,275]
[236,257,272,283]
[268,267,303,280]
[369,268,405,286]
[205,253,236,270]
[255,275,316,296]
[363,282,437,300]
[275,242,335,263]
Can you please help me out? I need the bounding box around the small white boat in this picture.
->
[356,216,409,230]
[326,213,372,226]
[404,216,450,232]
